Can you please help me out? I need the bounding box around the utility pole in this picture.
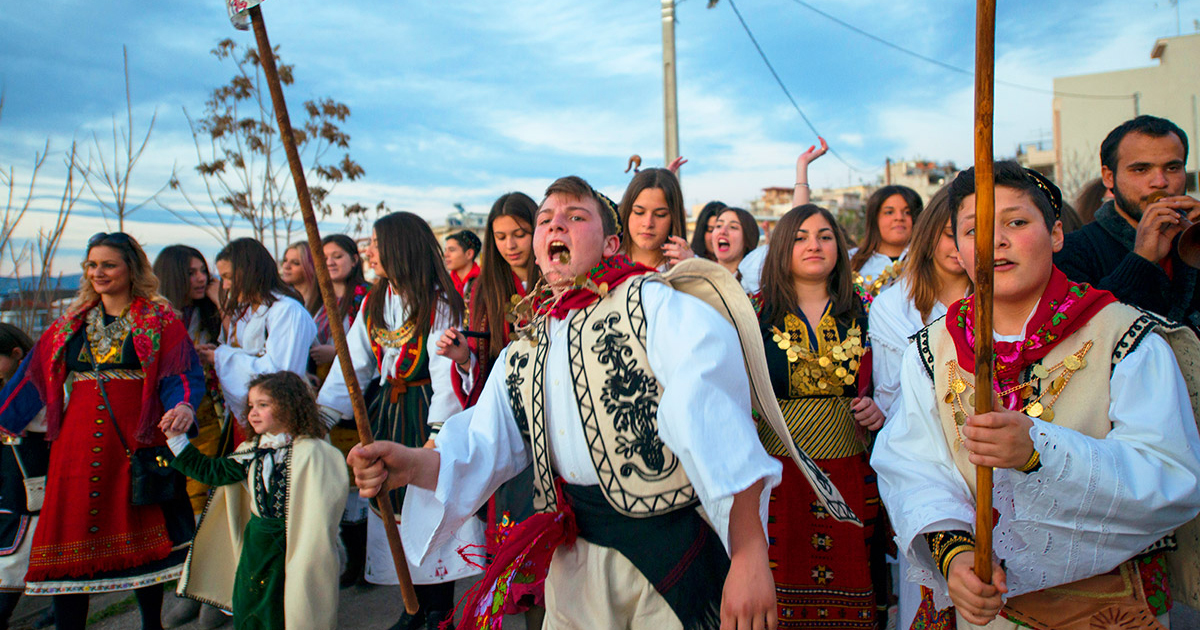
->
[662,0,681,166]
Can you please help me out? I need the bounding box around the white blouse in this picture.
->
[316,287,460,429]
[214,293,317,421]
[868,278,948,420]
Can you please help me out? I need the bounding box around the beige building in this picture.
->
[1053,33,1200,194]
[884,159,958,201]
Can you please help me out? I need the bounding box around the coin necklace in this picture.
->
[944,340,1094,448]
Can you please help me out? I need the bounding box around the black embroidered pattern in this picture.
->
[251,446,290,519]
[591,313,677,481]
[505,350,530,437]
[1112,311,1174,367]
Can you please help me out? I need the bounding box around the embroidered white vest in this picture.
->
[504,275,697,517]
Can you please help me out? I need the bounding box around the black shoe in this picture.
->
[339,521,368,588]
[425,610,451,630]
[386,610,425,630]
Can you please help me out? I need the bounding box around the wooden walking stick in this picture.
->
[972,0,997,582]
[244,3,420,614]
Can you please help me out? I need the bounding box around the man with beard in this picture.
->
[1055,115,1200,330]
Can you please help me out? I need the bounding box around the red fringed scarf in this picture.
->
[452,483,577,630]
[28,297,194,444]
[532,255,656,320]
[945,266,1116,410]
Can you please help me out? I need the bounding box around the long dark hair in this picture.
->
[153,245,221,342]
[690,201,727,260]
[216,238,301,321]
[760,205,860,329]
[365,212,464,340]
[849,185,923,272]
[473,192,541,362]
[617,168,687,255]
[322,234,368,323]
[901,186,974,322]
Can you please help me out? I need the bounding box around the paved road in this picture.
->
[5,577,529,630]
[6,582,1198,629]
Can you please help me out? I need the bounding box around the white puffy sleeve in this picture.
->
[426,300,464,429]
[642,281,783,552]
[316,299,380,424]
[401,346,532,564]
[1005,332,1200,590]
[214,298,317,420]
[870,342,975,602]
[867,285,914,420]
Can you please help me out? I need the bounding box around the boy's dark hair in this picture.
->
[542,176,619,237]
[1100,115,1189,173]
[948,161,1059,237]
[247,371,327,439]
[0,323,33,358]
[447,230,482,259]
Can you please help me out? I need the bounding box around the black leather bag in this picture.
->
[127,446,179,506]
[90,349,182,506]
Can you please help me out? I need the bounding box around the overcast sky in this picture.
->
[1,0,1195,272]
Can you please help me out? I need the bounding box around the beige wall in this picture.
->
[1053,33,1200,194]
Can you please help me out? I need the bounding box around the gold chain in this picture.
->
[944,340,1094,448]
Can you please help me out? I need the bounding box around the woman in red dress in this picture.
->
[756,205,886,629]
[0,233,204,630]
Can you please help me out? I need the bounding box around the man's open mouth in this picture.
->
[548,241,571,264]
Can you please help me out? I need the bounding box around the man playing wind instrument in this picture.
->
[873,161,1200,630]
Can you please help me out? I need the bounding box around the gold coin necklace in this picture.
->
[944,340,1093,448]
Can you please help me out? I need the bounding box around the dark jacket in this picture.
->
[1054,200,1199,330]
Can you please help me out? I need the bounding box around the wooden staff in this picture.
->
[972,0,997,582]
[247,5,420,614]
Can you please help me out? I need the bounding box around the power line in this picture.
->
[785,0,1134,101]
[724,0,880,174]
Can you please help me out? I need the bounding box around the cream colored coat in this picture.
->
[177,437,348,629]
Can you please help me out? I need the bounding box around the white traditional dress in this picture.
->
[867,278,950,630]
[317,288,482,586]
[868,278,949,421]
[402,280,783,627]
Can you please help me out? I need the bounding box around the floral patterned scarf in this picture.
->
[27,297,196,443]
[532,254,656,320]
[945,266,1116,410]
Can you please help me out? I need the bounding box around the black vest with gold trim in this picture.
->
[503,275,697,517]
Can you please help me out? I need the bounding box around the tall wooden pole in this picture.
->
[662,0,681,166]
[972,0,997,583]
[248,5,420,614]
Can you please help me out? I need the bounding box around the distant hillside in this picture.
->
[0,274,84,294]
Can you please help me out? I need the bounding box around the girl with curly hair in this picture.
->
[164,370,346,630]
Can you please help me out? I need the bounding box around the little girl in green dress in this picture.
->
[161,371,348,630]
